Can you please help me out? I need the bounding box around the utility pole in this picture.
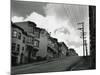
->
[77,22,87,56]
[84,40,88,56]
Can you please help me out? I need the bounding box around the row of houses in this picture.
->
[11,21,78,66]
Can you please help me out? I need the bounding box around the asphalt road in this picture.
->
[70,56,91,71]
[11,56,82,75]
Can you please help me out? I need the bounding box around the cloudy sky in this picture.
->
[11,0,90,56]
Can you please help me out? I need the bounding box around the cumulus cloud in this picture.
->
[44,3,83,46]
[12,16,24,22]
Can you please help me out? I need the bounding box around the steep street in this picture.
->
[12,56,83,75]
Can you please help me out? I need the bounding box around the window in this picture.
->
[33,40,39,47]
[52,43,55,47]
[32,51,36,57]
[27,36,34,44]
[47,49,51,53]
[29,27,34,33]
[23,37,25,43]
[12,30,17,38]
[18,32,21,39]
[17,44,20,52]
[41,30,44,34]
[48,39,52,44]
[12,43,16,51]
[22,47,24,51]
[27,36,32,43]
[27,37,30,43]
[35,32,40,38]
[28,23,34,33]
[34,28,40,38]
[32,37,34,44]
[31,27,34,34]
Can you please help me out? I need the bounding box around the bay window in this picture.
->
[33,40,39,47]
[12,30,17,38]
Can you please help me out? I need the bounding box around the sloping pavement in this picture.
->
[11,56,82,75]
[69,56,91,71]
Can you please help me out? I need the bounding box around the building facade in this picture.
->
[11,23,27,65]
[58,42,68,57]
[11,21,50,65]
[36,29,49,58]
[46,37,59,59]
[68,48,78,56]
[11,21,39,65]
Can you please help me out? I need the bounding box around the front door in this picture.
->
[20,53,24,64]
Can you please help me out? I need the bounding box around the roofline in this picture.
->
[59,42,68,49]
[11,23,27,35]
[14,21,37,27]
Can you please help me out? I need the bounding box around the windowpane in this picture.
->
[23,37,25,43]
[32,51,36,57]
[34,28,40,38]
[17,44,20,52]
[34,40,39,47]
[32,38,34,44]
[12,30,17,38]
[12,43,16,51]
[35,32,40,38]
[22,47,24,51]
[27,37,31,43]
[27,36,34,44]
[18,32,21,39]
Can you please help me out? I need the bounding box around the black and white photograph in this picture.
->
[11,0,96,75]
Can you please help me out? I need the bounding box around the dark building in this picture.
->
[47,37,59,59]
[89,6,96,69]
[68,48,78,56]
[58,42,68,57]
